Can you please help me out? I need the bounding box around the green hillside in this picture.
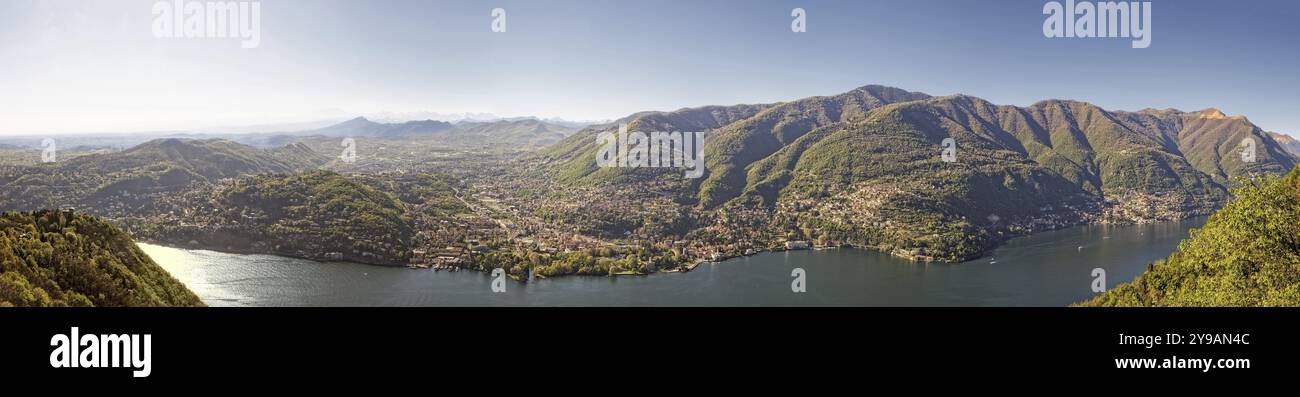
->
[0,138,329,213]
[529,84,1298,262]
[735,98,1096,260]
[131,170,415,265]
[0,210,202,307]
[538,102,774,185]
[1080,167,1300,306]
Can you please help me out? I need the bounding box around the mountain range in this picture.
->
[1270,131,1300,157]
[537,85,1299,261]
[275,117,580,149]
[0,116,587,153]
[4,83,1297,307]
[1,83,1295,265]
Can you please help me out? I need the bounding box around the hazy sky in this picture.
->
[1,0,1297,136]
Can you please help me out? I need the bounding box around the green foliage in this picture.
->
[355,173,468,215]
[466,244,684,278]
[0,210,202,307]
[134,170,416,265]
[1081,167,1300,306]
[697,85,930,207]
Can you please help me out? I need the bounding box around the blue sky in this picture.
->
[0,0,1297,136]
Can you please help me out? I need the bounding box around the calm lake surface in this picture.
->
[142,217,1206,307]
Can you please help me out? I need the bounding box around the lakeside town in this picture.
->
[18,144,1208,284]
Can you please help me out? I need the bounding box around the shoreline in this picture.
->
[133,238,409,268]
[134,214,1211,281]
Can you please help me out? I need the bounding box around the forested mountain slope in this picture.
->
[530,84,1297,261]
[1081,166,1300,306]
[0,210,202,307]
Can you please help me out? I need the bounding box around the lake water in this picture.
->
[142,217,1206,307]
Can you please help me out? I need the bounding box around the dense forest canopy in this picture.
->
[0,209,203,307]
[1081,167,1300,306]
